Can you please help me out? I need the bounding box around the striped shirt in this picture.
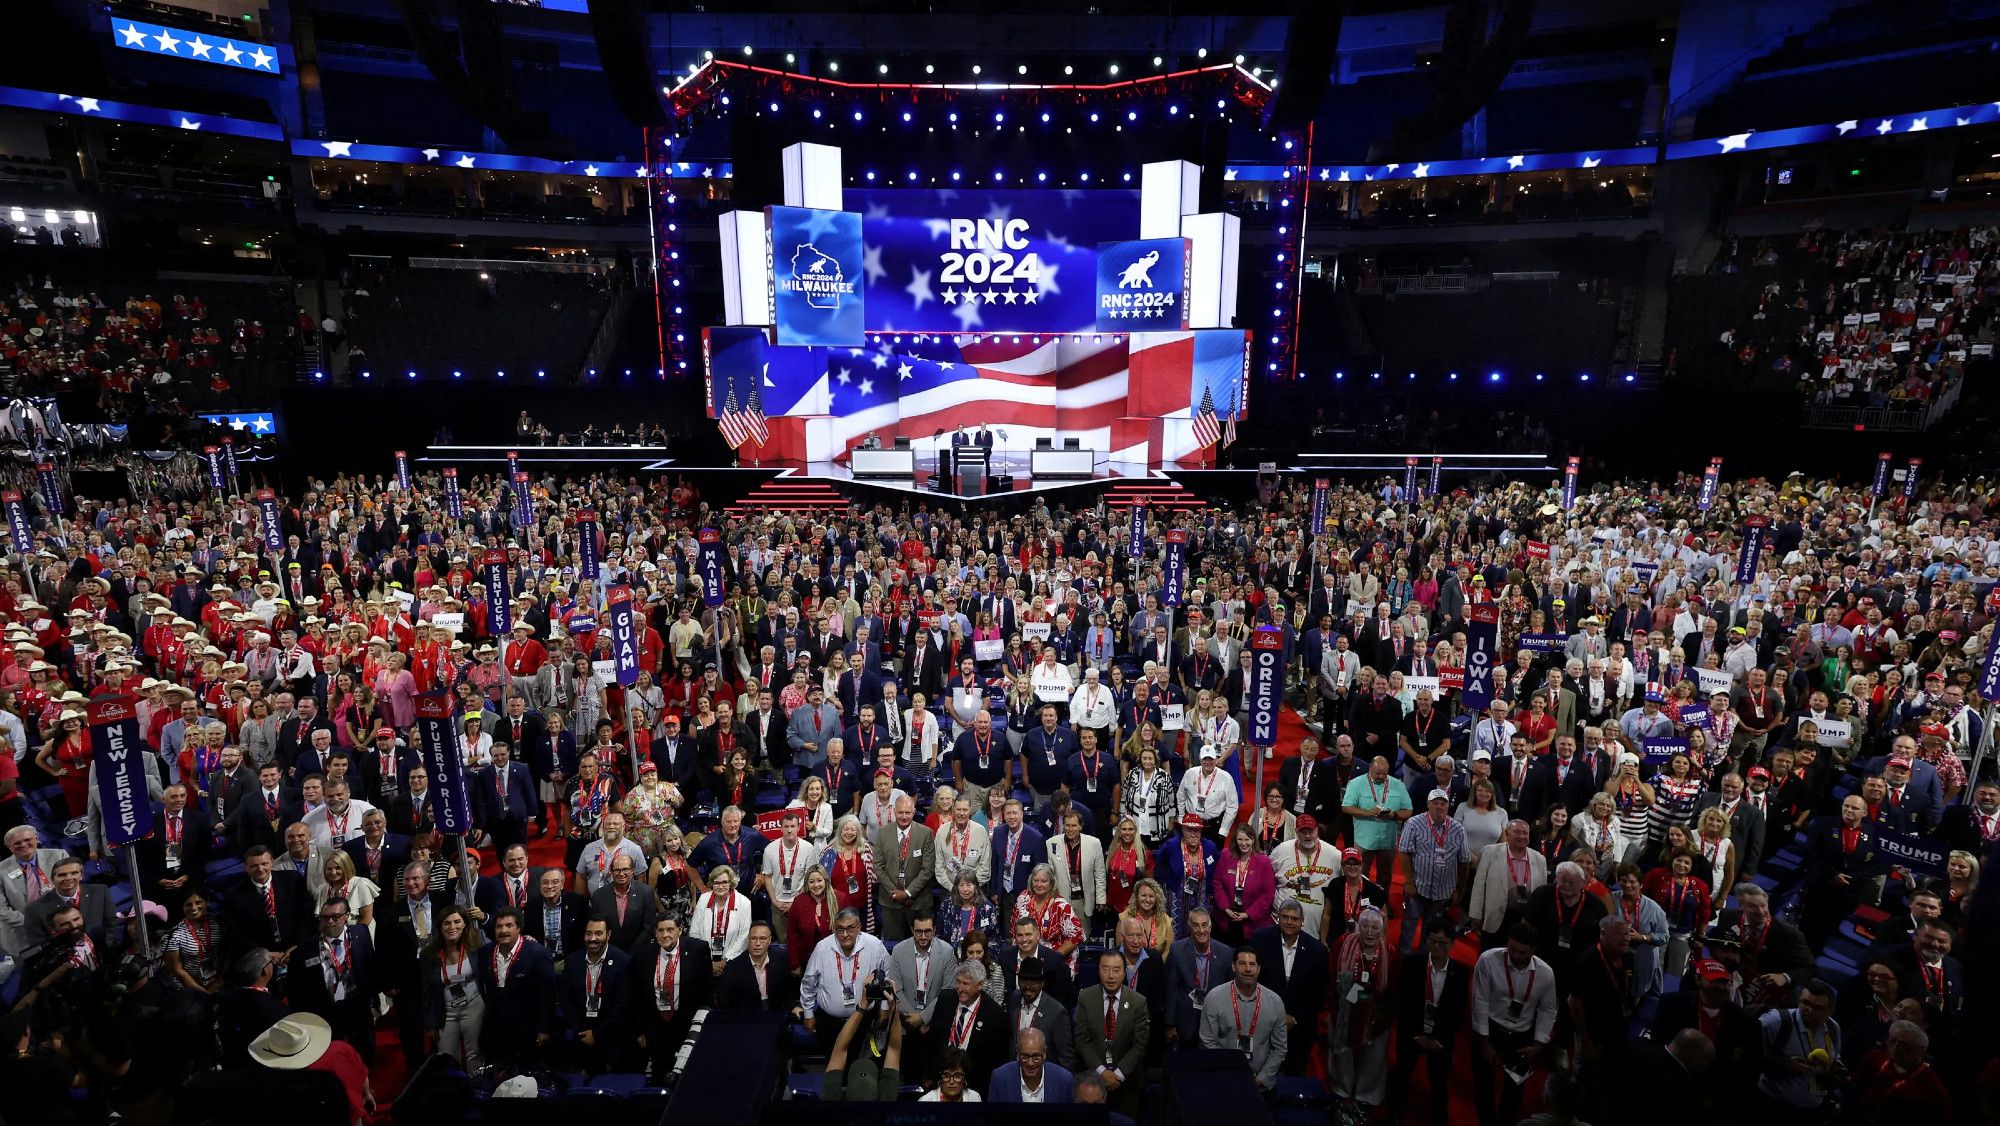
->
[1396,813,1471,900]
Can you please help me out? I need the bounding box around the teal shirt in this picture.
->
[1341,773,1413,851]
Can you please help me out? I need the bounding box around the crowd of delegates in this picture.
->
[0,457,1991,1125]
[1709,223,1994,407]
[0,274,302,414]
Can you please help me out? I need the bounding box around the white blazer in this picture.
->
[691,889,753,961]
[1047,832,1107,918]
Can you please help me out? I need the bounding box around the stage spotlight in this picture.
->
[1127,110,1137,121]
[878,63,888,74]
[704,50,713,59]
[812,108,822,118]
[1041,111,1050,123]
[949,111,958,122]
[1216,99,1225,109]
[951,170,961,181]
[853,110,862,121]
[1079,171,1089,181]
[1169,104,1179,114]
[1037,171,1047,181]
[1018,64,1028,75]
[1489,371,1502,382]
[1153,55,1162,66]
[1198,47,1208,58]
[994,171,1004,182]
[1089,112,1099,122]
[865,170,876,180]
[1122,171,1131,181]
[536,370,546,378]
[742,45,752,55]
[1408,372,1417,380]
[828,60,838,71]
[1371,372,1381,380]
[1334,371,1344,380]
[971,64,982,75]
[786,53,795,63]
[1234,54,1244,64]
[1624,373,1637,383]
[1534,373,1544,381]
[452,370,462,379]
[313,371,325,381]
[1064,64,1073,75]
[907,171,917,181]
[406,370,417,380]
[1448,372,1458,381]
[902,111,912,122]
[1108,63,1120,75]
[497,370,506,378]
[994,111,1005,123]
[1580,373,1592,382]
[769,102,779,112]
[924,64,934,74]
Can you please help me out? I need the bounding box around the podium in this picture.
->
[952,445,989,495]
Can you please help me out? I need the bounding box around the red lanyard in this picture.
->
[1367,777,1388,807]
[952,998,980,1046]
[165,815,183,846]
[711,894,735,945]
[1503,959,1536,1003]
[1231,985,1262,1039]
[1507,852,1529,887]
[836,948,860,991]
[1555,894,1584,932]
[974,730,992,767]
[951,825,971,861]
[492,941,520,984]
[1427,815,1450,850]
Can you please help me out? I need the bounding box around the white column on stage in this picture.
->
[717,210,770,326]
[781,142,845,210]
[1139,160,1201,239]
[1179,212,1241,330]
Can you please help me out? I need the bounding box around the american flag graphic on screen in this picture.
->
[1190,386,1222,449]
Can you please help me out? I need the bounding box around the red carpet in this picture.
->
[363,706,1542,1120]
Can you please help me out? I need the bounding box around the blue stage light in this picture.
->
[768,102,779,112]
[1534,372,1544,381]
[406,370,417,380]
[994,112,1005,124]
[1448,372,1458,381]
[452,369,462,379]
[536,370,546,378]
[1127,110,1137,121]
[1089,112,1099,122]
[865,170,875,180]
[812,108,822,119]
[1371,372,1381,380]
[313,371,324,380]
[1037,171,1047,181]
[1624,373,1636,383]
[902,111,912,122]
[1041,112,1051,123]
[1169,104,1179,115]
[1079,171,1090,181]
[1488,371,1502,382]
[497,370,506,378]
[1334,371,1344,380]
[907,171,918,181]
[853,111,863,121]
[951,170,961,181]
[1408,372,1417,380]
[994,171,1004,182]
[949,111,958,122]
[360,370,371,379]
[624,368,633,377]
[1580,373,1592,382]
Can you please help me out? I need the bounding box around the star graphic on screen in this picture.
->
[155,29,182,52]
[1412,163,1431,178]
[870,351,891,369]
[983,200,1014,226]
[1022,289,1039,304]
[421,148,440,161]
[834,367,852,385]
[1716,133,1751,152]
[323,141,354,157]
[74,97,100,113]
[983,288,1002,304]
[1337,170,1351,181]
[864,202,890,220]
[1875,119,1894,135]
[898,362,915,381]
[1907,117,1927,132]
[1957,117,1971,127]
[456,155,476,168]
[1506,154,1524,169]
[250,416,274,434]
[583,164,599,177]
[1001,289,1019,304]
[942,287,960,305]
[1032,260,1061,298]
[1043,231,1072,251]
[1836,119,1858,134]
[937,362,956,372]
[904,266,935,310]
[218,41,242,63]
[188,37,213,58]
[249,47,275,69]
[857,377,874,396]
[923,218,953,241]
[179,117,202,130]
[1581,157,1601,168]
[119,23,148,45]
[862,244,887,284]
[952,298,983,331]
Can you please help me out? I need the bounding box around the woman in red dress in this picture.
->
[820,814,876,932]
[1103,814,1153,917]
[786,865,839,974]
[35,709,90,817]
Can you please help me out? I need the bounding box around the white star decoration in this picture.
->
[422,148,440,161]
[119,23,148,45]
[1836,119,1858,134]
[904,266,935,310]
[1506,154,1525,169]
[834,367,852,385]
[897,362,915,381]
[178,117,202,130]
[188,37,212,58]
[322,141,354,157]
[1337,170,1351,182]
[1022,289,1039,304]
[1581,157,1601,169]
[251,416,273,434]
[1907,117,1927,132]
[870,352,890,369]
[456,155,476,168]
[942,287,960,305]
[1876,119,1894,135]
[1717,133,1751,152]
[75,98,100,113]
[217,41,241,64]
[1413,163,1430,178]
[583,164,599,177]
[1002,289,1019,305]
[861,244,887,284]
[857,378,874,396]
[249,47,274,70]
[154,29,181,52]
[952,297,983,331]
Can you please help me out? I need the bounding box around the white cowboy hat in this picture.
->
[248,1013,334,1070]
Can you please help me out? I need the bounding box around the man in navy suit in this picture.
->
[479,908,559,1073]
[1250,900,1331,1073]
[651,713,699,793]
[560,916,633,1074]
[524,867,590,963]
[843,703,891,770]
[339,808,410,889]
[477,742,539,854]
[474,843,540,931]
[989,1027,1076,1102]
[987,800,1046,905]
[291,894,379,1061]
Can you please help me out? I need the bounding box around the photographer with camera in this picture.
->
[820,972,905,1101]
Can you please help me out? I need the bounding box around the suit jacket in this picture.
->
[20,885,116,957]
[136,808,216,893]
[559,946,634,1033]
[522,892,591,961]
[628,936,715,1015]
[1393,950,1471,1048]
[476,871,543,924]
[888,936,961,1024]
[477,938,559,1039]
[739,711,788,771]
[372,890,453,989]
[1048,833,1107,918]
[591,882,664,952]
[289,924,376,1020]
[1006,988,1078,1069]
[1073,983,1150,1097]
[1278,755,1341,825]
[475,761,537,826]
[223,871,316,958]
[384,789,438,838]
[649,735,699,793]
[988,1060,1077,1103]
[719,951,800,1014]
[1249,926,1331,1035]
[0,849,71,956]
[994,942,1076,1008]
[496,713,549,775]
[871,823,937,909]
[339,833,411,888]
[1163,937,1235,1043]
[928,992,1011,1094]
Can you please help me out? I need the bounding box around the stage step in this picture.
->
[724,478,849,519]
[1101,479,1205,511]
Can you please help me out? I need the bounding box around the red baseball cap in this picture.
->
[1295,815,1319,833]
[1340,847,1363,864]
[1180,813,1206,829]
[1696,960,1731,983]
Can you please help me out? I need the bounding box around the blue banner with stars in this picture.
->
[110,19,283,75]
[199,411,276,436]
[847,189,1140,335]
[768,206,865,347]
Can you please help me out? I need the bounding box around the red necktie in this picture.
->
[1104,993,1117,1042]
[263,884,276,915]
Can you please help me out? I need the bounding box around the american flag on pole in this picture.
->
[1190,386,1222,449]
[717,385,751,449]
[744,372,769,446]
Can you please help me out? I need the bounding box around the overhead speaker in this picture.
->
[586,0,669,129]
[1265,0,1346,134]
